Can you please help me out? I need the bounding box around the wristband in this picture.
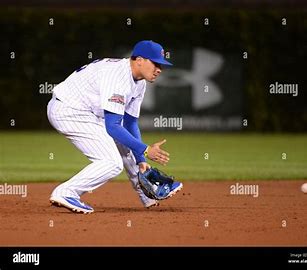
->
[144,146,149,157]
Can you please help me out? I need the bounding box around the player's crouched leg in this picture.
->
[50,157,124,214]
[116,144,159,209]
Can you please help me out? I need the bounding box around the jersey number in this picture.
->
[76,59,102,72]
[76,58,121,72]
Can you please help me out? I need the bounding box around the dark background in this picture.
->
[0,0,306,131]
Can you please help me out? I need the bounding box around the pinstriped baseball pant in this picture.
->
[47,95,155,207]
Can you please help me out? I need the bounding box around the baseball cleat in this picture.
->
[50,196,94,214]
[145,200,160,209]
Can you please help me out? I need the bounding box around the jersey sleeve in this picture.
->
[99,69,127,115]
[125,81,146,118]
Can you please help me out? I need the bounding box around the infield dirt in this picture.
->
[0,181,306,246]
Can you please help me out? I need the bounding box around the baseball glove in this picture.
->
[138,167,181,200]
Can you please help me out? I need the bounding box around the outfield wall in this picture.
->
[1,7,306,131]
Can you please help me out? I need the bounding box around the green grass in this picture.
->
[0,131,307,183]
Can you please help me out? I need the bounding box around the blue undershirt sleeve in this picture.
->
[123,112,146,164]
[104,110,147,161]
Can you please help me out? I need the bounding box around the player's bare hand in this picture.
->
[147,139,170,165]
[139,162,151,173]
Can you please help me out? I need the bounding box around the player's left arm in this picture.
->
[124,83,152,170]
[123,112,147,165]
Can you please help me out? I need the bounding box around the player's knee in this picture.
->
[130,179,139,191]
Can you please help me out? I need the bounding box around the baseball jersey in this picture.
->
[53,58,146,118]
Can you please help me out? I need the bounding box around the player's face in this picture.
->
[141,59,162,83]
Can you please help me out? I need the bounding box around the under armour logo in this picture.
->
[142,48,223,110]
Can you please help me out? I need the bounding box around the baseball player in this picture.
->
[47,40,183,213]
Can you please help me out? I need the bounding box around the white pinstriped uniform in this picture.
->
[47,58,156,207]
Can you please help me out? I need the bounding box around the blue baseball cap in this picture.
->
[131,40,173,66]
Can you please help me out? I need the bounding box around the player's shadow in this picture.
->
[94,207,184,213]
